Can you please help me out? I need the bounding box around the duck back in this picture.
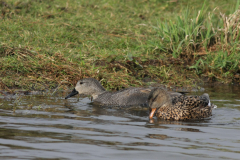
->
[156,95,213,120]
[94,88,150,107]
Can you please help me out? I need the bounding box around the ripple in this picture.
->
[0,86,240,160]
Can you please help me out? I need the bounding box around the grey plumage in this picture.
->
[65,78,182,107]
[94,87,151,106]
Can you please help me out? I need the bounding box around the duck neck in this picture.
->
[91,87,106,100]
[92,92,103,100]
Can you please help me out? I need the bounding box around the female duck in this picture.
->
[148,88,216,120]
[65,78,182,107]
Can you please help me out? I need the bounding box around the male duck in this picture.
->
[148,88,216,120]
[65,78,182,107]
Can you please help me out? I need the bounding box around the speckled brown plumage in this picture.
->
[148,88,216,120]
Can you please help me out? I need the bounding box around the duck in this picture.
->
[148,88,216,120]
[65,78,183,107]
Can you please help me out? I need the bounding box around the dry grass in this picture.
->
[0,0,239,91]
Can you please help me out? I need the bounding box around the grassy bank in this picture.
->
[0,0,240,91]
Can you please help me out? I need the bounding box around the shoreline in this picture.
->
[0,0,239,91]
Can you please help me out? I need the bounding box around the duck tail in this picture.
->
[208,99,211,106]
[202,93,217,109]
[211,104,217,109]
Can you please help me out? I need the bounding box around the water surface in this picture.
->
[0,85,240,160]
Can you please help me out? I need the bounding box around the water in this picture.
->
[0,85,240,160]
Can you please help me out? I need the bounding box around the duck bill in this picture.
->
[149,108,156,119]
[65,88,79,99]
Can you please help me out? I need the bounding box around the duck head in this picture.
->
[148,88,172,119]
[65,78,106,99]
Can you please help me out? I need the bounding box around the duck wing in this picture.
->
[108,88,184,107]
[170,93,210,109]
[182,94,210,110]
[114,87,151,106]
[95,87,184,107]
[94,88,150,107]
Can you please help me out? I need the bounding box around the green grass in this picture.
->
[0,0,240,91]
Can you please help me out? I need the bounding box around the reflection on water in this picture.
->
[0,85,240,160]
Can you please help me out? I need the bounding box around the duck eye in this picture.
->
[80,82,84,85]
